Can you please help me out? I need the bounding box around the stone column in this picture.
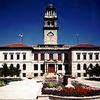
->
[45,63,48,74]
[45,63,46,73]
[62,53,64,62]
[46,64,48,73]
[38,53,41,61]
[62,64,65,75]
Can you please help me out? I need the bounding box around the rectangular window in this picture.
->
[34,64,38,70]
[34,73,38,77]
[77,73,81,77]
[89,54,93,60]
[49,53,53,59]
[10,54,13,60]
[41,73,43,76]
[23,73,26,77]
[4,54,7,60]
[58,54,62,60]
[58,64,62,70]
[17,74,20,77]
[77,64,80,70]
[41,64,45,74]
[95,53,99,60]
[34,53,38,60]
[23,64,26,70]
[17,54,20,60]
[23,54,26,60]
[83,64,87,70]
[16,64,20,69]
[41,64,45,70]
[84,73,87,77]
[41,53,44,60]
[64,53,68,60]
[76,53,80,60]
[83,54,86,60]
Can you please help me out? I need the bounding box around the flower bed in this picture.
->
[42,81,100,97]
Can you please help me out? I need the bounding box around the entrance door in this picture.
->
[48,64,55,73]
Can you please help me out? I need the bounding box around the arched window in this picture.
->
[47,21,50,25]
[23,64,26,70]
[9,64,14,77]
[16,64,20,69]
[10,64,14,68]
[83,64,87,70]
[77,64,80,70]
[96,64,99,67]
[51,21,54,25]
[89,64,93,68]
[64,53,68,60]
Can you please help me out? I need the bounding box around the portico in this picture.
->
[44,59,58,73]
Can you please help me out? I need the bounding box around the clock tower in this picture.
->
[43,4,58,45]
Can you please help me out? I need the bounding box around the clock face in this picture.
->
[47,32,54,37]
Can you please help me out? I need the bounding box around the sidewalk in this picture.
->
[0,79,43,99]
[75,78,100,88]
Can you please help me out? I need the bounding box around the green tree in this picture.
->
[14,67,21,77]
[94,64,100,77]
[1,63,21,77]
[9,64,15,77]
[2,63,9,77]
[86,64,100,77]
[0,68,3,77]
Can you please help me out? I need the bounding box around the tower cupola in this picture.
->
[44,4,57,18]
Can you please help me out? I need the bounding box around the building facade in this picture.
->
[71,44,100,78]
[0,4,100,79]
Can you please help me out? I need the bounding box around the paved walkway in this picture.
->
[0,79,43,99]
[75,78,100,88]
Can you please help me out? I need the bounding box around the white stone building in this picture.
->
[0,4,100,79]
[71,44,100,78]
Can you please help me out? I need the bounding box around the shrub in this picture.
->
[47,82,58,88]
[42,81,100,97]
[0,80,6,87]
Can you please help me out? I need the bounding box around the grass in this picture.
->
[0,78,22,87]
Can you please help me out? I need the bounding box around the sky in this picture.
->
[0,0,100,46]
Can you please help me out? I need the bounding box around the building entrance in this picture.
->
[48,64,55,73]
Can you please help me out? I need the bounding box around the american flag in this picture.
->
[18,33,23,37]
